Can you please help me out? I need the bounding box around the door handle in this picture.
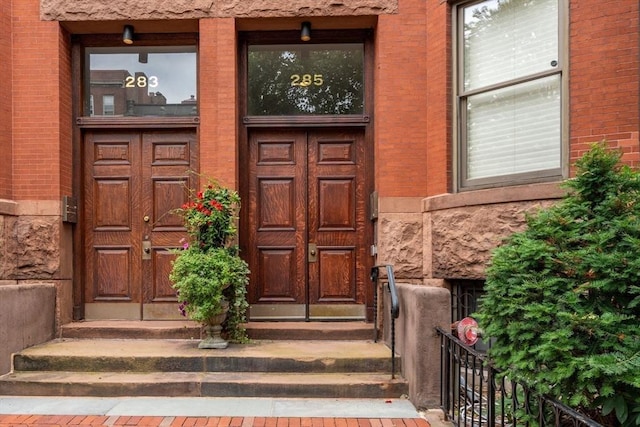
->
[308,243,317,263]
[143,215,150,222]
[142,240,152,260]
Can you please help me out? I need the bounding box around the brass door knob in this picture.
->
[143,215,150,222]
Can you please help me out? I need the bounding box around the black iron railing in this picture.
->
[371,264,400,378]
[437,326,603,427]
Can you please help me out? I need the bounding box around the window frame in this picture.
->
[102,94,115,115]
[74,33,200,129]
[239,29,374,127]
[453,0,569,191]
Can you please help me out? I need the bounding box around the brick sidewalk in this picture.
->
[0,416,430,427]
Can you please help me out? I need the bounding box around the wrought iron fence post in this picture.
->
[436,326,603,427]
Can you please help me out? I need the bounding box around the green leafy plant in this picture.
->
[169,177,250,343]
[476,142,640,426]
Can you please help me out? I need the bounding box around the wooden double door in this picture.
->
[245,129,371,320]
[83,130,196,320]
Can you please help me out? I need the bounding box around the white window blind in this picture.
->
[460,0,561,185]
[466,75,561,179]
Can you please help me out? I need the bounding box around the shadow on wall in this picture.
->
[0,283,56,375]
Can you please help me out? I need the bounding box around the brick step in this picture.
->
[0,371,408,399]
[61,321,375,341]
[11,339,395,374]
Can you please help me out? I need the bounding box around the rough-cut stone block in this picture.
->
[6,216,60,279]
[428,201,556,280]
[40,0,398,21]
[378,213,423,279]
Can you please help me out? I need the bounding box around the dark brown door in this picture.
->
[246,129,370,320]
[83,130,197,320]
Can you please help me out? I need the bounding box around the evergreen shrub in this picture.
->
[476,143,640,426]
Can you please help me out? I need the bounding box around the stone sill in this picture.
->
[423,182,566,213]
[0,199,18,216]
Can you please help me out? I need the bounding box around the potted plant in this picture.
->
[169,177,250,348]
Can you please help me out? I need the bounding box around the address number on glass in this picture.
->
[124,75,159,88]
[290,74,324,87]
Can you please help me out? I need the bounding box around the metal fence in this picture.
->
[437,327,604,427]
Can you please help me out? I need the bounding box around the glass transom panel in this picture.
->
[247,43,364,116]
[85,46,197,117]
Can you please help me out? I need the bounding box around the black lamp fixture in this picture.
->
[300,21,311,42]
[122,25,134,45]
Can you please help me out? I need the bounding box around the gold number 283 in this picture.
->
[124,75,159,88]
[290,74,323,87]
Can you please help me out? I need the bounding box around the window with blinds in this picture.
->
[456,0,564,189]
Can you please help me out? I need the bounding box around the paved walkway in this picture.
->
[0,397,439,427]
[0,415,429,427]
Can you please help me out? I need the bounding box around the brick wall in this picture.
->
[57,27,73,197]
[375,0,430,197]
[11,0,66,200]
[199,18,239,190]
[376,0,640,197]
[568,0,639,173]
[424,0,451,196]
[0,2,12,200]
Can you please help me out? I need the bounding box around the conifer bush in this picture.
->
[476,143,640,426]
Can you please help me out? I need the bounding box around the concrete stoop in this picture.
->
[0,322,407,399]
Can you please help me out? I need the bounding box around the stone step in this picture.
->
[61,321,376,341]
[0,371,408,398]
[11,339,396,374]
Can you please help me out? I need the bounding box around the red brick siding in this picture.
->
[0,1,12,199]
[11,0,65,200]
[375,0,430,197]
[425,0,451,196]
[199,18,239,190]
[58,26,73,197]
[568,0,639,173]
[376,0,640,197]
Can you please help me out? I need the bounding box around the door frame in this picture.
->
[70,33,199,320]
[237,29,376,321]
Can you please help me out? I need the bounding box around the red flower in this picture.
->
[211,200,223,211]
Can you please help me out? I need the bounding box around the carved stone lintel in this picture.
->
[40,0,398,21]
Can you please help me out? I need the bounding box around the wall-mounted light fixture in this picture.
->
[123,25,134,45]
[300,21,311,42]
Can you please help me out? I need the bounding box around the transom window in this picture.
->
[456,0,564,190]
[247,43,364,116]
[84,46,197,117]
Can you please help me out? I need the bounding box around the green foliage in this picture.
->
[169,176,250,342]
[176,179,241,251]
[476,142,640,426]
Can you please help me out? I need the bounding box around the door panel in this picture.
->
[248,132,306,308]
[141,132,196,319]
[246,129,369,320]
[308,131,366,315]
[84,130,196,320]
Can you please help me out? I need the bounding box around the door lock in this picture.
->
[142,240,152,260]
[308,243,317,263]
